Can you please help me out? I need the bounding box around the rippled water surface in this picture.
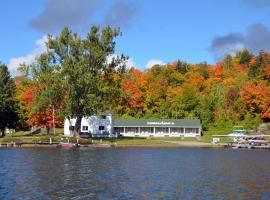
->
[1,148,270,199]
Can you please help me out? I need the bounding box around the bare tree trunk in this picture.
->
[1,128,5,137]
[74,116,82,137]
[67,118,74,136]
[46,126,51,135]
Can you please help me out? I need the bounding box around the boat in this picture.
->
[236,136,269,145]
[58,142,80,148]
[230,135,270,149]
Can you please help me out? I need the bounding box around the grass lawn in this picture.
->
[0,127,241,146]
[0,128,80,143]
[101,135,234,146]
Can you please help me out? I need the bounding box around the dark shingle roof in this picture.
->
[113,119,200,127]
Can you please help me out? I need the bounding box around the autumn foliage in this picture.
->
[14,50,270,131]
[16,80,63,133]
[241,82,270,119]
[116,51,270,129]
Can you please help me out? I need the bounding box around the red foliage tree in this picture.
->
[241,82,270,119]
[19,82,63,134]
[122,69,146,111]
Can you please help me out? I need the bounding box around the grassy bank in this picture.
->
[0,128,234,147]
[102,135,233,147]
[0,128,91,144]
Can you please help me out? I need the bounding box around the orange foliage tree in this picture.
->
[241,81,270,119]
[121,68,146,116]
[18,81,63,134]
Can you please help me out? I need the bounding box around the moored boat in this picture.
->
[58,142,80,148]
[231,135,270,149]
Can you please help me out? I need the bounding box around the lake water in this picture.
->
[0,148,270,200]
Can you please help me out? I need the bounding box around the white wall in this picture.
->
[64,118,76,137]
[64,115,113,137]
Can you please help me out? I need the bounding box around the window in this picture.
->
[185,128,198,134]
[140,127,154,133]
[126,127,138,133]
[155,127,169,134]
[82,126,88,131]
[171,127,184,134]
[69,126,75,131]
[99,126,105,130]
[114,127,124,133]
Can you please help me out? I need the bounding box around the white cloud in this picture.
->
[8,35,48,76]
[125,57,136,69]
[146,59,166,69]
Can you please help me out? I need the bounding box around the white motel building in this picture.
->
[64,113,201,138]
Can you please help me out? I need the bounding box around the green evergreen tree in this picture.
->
[222,55,233,70]
[175,60,189,74]
[237,49,253,65]
[0,64,18,136]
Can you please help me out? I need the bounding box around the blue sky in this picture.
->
[1,0,270,75]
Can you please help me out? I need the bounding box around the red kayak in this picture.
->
[58,142,80,148]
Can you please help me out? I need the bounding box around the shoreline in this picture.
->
[116,141,225,148]
[0,141,225,148]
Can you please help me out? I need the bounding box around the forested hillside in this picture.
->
[15,50,270,132]
[115,50,270,131]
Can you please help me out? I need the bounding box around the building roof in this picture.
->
[113,119,201,127]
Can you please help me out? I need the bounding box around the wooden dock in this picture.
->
[0,142,114,148]
[226,142,270,149]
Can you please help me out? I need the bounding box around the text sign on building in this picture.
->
[147,121,175,125]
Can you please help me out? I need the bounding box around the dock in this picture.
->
[0,142,115,148]
[226,142,270,149]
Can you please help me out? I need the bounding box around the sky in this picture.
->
[1,0,270,76]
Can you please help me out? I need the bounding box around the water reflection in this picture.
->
[0,148,270,199]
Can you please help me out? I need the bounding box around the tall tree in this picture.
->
[15,76,31,131]
[0,64,18,136]
[222,55,233,70]
[31,53,64,134]
[26,26,127,136]
[236,49,253,65]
